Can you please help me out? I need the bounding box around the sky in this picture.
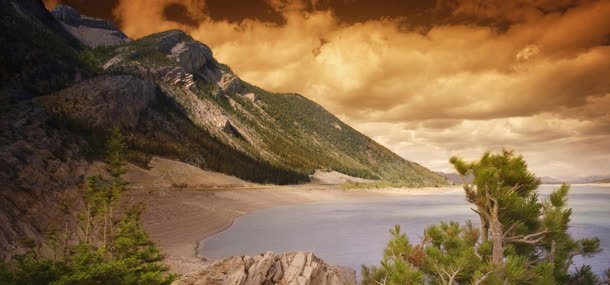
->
[44,0,610,179]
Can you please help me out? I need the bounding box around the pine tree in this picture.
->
[4,129,173,284]
[449,150,544,266]
[363,150,604,284]
[102,128,127,249]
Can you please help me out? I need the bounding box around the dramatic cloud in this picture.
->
[44,0,610,178]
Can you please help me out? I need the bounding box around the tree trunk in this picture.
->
[490,218,504,264]
[109,205,114,250]
[549,240,556,264]
[103,202,108,248]
[489,201,504,265]
[86,206,91,243]
[480,214,489,243]
[63,220,70,258]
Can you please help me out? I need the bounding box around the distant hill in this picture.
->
[436,172,473,185]
[568,176,610,184]
[435,173,608,186]
[539,176,565,184]
[595,178,610,183]
[539,175,610,184]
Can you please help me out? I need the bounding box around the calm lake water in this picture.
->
[198,185,610,275]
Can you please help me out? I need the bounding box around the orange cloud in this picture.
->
[59,0,610,177]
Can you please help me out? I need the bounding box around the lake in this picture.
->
[198,185,610,276]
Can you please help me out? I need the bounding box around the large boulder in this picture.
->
[169,42,213,74]
[173,251,355,285]
[218,71,243,94]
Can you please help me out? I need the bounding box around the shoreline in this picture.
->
[126,184,460,274]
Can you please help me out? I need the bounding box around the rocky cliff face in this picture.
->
[0,101,89,258]
[173,252,355,285]
[51,4,130,48]
[37,75,156,128]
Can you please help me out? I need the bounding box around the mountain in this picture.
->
[34,7,446,186]
[51,4,130,48]
[0,0,447,258]
[436,172,473,184]
[539,176,564,184]
[437,173,579,185]
[569,175,610,184]
[595,178,610,183]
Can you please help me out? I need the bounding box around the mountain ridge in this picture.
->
[49,23,447,185]
[1,1,449,186]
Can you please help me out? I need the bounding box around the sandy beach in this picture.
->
[125,184,460,274]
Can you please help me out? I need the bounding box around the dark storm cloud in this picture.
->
[163,3,200,27]
[44,0,120,23]
[204,0,285,24]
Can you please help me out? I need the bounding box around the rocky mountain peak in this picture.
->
[50,4,81,27]
[51,4,129,48]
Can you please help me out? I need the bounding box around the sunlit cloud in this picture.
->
[45,0,610,178]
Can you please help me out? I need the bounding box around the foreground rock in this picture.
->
[173,251,355,285]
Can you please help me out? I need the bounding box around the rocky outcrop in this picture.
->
[37,75,155,128]
[151,30,244,94]
[218,71,243,94]
[173,251,355,285]
[154,30,220,82]
[51,4,129,48]
[169,42,213,75]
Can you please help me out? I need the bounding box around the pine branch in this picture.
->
[502,221,523,239]
[474,270,494,285]
[448,264,463,285]
[505,229,550,244]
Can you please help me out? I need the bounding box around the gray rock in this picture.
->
[169,42,212,74]
[173,251,355,285]
[218,71,243,94]
[50,4,81,26]
[156,30,190,54]
[244,252,276,285]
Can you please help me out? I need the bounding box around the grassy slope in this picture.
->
[235,84,447,186]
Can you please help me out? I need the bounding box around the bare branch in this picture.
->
[472,206,491,220]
